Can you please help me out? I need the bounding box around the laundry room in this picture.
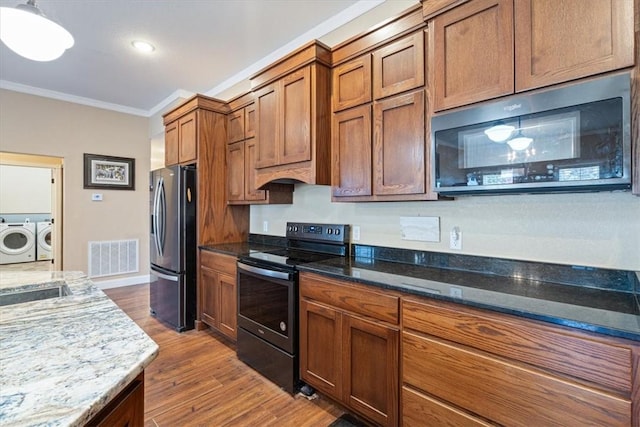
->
[0,164,53,269]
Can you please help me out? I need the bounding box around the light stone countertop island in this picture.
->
[0,271,159,426]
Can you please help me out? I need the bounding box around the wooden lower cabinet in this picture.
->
[87,373,144,426]
[198,250,237,341]
[402,297,639,426]
[299,272,399,427]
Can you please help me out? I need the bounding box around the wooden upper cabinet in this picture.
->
[280,66,312,166]
[373,31,425,100]
[373,90,425,196]
[514,0,635,92]
[250,41,332,187]
[243,139,268,201]
[254,67,312,168]
[430,0,635,111]
[177,111,197,164]
[332,105,372,198]
[255,82,279,169]
[244,103,256,139]
[164,111,198,166]
[226,141,245,202]
[164,120,179,166]
[432,0,514,111]
[333,56,372,112]
[227,109,245,144]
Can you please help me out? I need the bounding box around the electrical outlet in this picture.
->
[263,221,268,232]
[352,225,360,241]
[450,226,462,250]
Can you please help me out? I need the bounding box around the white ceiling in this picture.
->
[0,0,394,117]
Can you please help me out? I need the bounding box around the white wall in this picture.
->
[0,165,51,213]
[0,89,150,282]
[251,185,640,271]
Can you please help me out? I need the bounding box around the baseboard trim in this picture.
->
[93,274,150,289]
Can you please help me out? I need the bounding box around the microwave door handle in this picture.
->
[237,262,291,281]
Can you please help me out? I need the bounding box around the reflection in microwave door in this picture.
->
[459,111,580,169]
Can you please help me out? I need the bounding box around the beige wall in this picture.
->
[0,165,51,213]
[0,89,150,282]
[250,186,640,271]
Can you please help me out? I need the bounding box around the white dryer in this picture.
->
[36,221,52,260]
[0,222,36,264]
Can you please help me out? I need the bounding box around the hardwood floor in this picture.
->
[104,284,346,427]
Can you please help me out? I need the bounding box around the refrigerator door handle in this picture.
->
[153,176,165,257]
[151,269,179,282]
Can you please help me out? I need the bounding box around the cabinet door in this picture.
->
[343,314,399,427]
[226,141,245,202]
[332,105,372,197]
[373,31,424,100]
[178,111,197,164]
[218,272,237,341]
[245,103,256,139]
[333,56,372,111]
[514,0,635,92]
[373,90,425,196]
[255,83,279,169]
[227,109,245,144]
[280,66,312,165]
[244,138,266,201]
[299,299,343,400]
[199,267,218,328]
[165,120,179,166]
[432,0,514,110]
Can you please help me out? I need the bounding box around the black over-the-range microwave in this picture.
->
[431,72,632,195]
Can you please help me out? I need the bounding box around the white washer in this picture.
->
[0,222,36,264]
[36,221,52,260]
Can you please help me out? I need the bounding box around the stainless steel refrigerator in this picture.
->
[149,165,197,332]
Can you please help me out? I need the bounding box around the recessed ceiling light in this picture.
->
[131,40,154,53]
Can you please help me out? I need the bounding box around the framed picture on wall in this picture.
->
[83,153,135,190]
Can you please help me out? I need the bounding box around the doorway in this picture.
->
[0,152,63,271]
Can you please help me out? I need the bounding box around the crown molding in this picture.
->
[204,0,384,99]
[1,0,387,117]
[0,80,150,117]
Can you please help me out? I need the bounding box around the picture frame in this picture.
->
[83,153,135,190]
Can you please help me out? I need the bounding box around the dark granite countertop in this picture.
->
[200,237,639,341]
[297,257,640,342]
[199,241,284,257]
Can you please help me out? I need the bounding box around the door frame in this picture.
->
[0,152,63,269]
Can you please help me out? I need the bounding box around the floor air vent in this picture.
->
[88,239,139,278]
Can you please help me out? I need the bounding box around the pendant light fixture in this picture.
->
[507,117,533,151]
[0,0,74,62]
[484,121,515,143]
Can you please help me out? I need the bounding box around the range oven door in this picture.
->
[237,261,297,354]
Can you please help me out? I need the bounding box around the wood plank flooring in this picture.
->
[104,284,346,427]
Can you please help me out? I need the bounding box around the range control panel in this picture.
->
[286,222,350,244]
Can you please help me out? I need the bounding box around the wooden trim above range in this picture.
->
[420,0,471,21]
[163,94,228,125]
[250,40,331,91]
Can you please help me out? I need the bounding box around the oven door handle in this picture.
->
[237,262,291,281]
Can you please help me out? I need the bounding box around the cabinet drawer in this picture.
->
[200,251,236,276]
[403,385,491,427]
[403,331,631,427]
[403,298,633,394]
[299,272,399,325]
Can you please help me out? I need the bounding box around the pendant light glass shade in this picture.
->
[484,123,515,142]
[507,133,533,151]
[0,1,74,62]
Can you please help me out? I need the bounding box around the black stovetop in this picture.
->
[238,222,351,271]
